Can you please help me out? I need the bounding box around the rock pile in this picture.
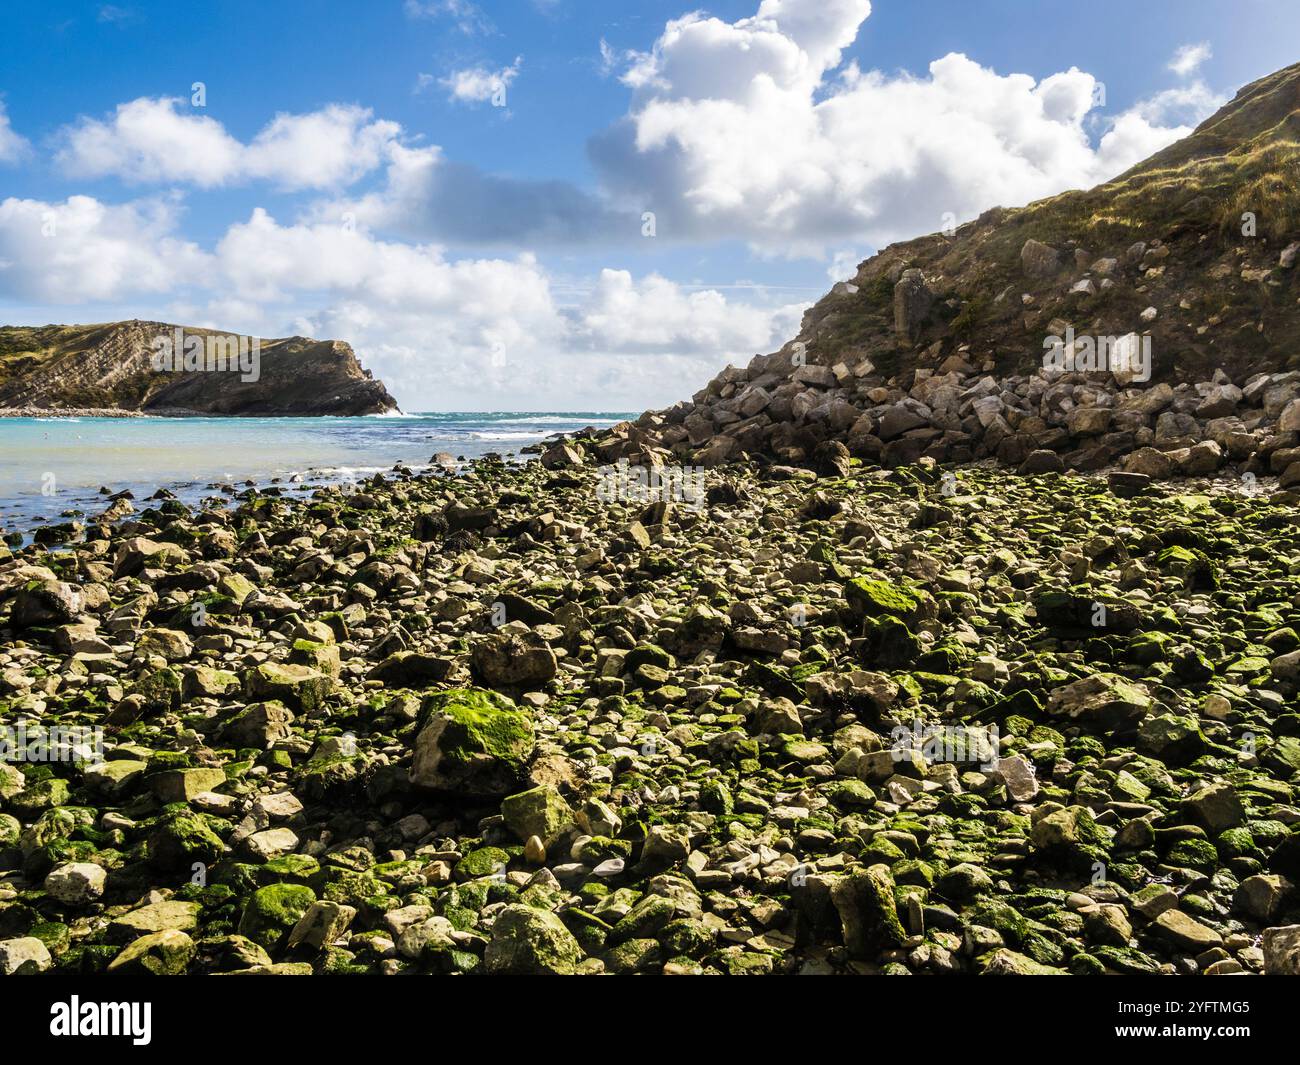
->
[2,450,1299,975]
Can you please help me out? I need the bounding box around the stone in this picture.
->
[368,651,454,686]
[0,936,52,975]
[501,785,573,848]
[221,701,295,749]
[1123,447,1174,478]
[238,885,317,952]
[106,929,196,975]
[1019,449,1064,474]
[994,755,1039,801]
[411,688,535,796]
[1233,875,1291,923]
[893,269,934,339]
[1183,782,1244,832]
[11,580,83,628]
[1153,910,1222,952]
[1021,239,1061,278]
[1279,398,1300,433]
[471,632,557,689]
[831,864,907,956]
[109,900,202,942]
[978,948,1066,975]
[1262,924,1300,975]
[245,662,332,712]
[150,767,227,803]
[483,905,583,975]
[44,861,107,905]
[1046,673,1151,731]
[286,901,356,953]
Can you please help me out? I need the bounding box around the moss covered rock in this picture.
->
[830,864,907,956]
[238,884,317,952]
[411,688,535,796]
[483,904,583,974]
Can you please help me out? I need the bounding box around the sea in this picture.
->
[0,412,634,536]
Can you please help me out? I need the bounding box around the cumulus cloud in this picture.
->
[441,57,522,105]
[0,102,30,164]
[55,98,400,190]
[0,195,207,302]
[42,1,1223,259]
[592,0,1219,254]
[567,269,804,357]
[1169,42,1212,78]
[205,210,801,407]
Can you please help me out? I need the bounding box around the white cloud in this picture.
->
[827,247,863,282]
[0,102,30,164]
[593,0,1219,254]
[1169,42,1212,78]
[568,268,804,357]
[441,57,522,105]
[403,0,490,34]
[204,210,802,407]
[55,98,400,190]
[0,191,798,408]
[1132,81,1222,127]
[598,38,620,78]
[0,194,207,302]
[97,5,138,24]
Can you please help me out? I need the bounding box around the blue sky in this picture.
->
[0,0,1295,409]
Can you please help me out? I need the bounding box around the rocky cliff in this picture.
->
[608,61,1300,484]
[0,320,398,416]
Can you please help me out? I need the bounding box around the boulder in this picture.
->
[1045,673,1151,731]
[1021,239,1061,278]
[411,688,535,796]
[471,631,557,689]
[893,269,934,339]
[483,904,583,975]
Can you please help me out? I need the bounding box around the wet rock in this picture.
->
[1262,925,1300,975]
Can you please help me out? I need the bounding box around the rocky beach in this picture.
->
[1,433,1299,976]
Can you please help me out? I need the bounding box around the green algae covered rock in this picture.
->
[978,948,1067,975]
[411,688,535,796]
[106,929,196,975]
[501,785,573,847]
[238,884,318,951]
[844,578,919,620]
[483,904,583,974]
[147,811,224,872]
[245,662,333,712]
[830,864,907,956]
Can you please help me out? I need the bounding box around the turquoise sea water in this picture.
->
[0,412,633,535]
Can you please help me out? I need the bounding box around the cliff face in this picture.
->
[0,320,398,416]
[609,62,1300,479]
